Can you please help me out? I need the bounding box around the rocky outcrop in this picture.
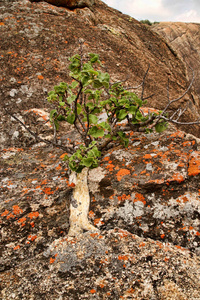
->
[1,114,200,298]
[152,22,200,100]
[1,1,200,298]
[0,0,200,144]
[29,0,95,9]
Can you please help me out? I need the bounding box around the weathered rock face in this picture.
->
[152,22,200,100]
[0,1,200,298]
[30,0,95,9]
[1,115,200,298]
[0,0,200,145]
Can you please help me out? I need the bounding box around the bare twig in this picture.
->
[4,109,74,154]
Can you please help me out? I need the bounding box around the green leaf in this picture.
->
[82,157,94,167]
[70,81,79,89]
[89,114,98,125]
[155,122,168,133]
[89,53,100,64]
[98,122,111,131]
[88,126,105,138]
[67,94,76,104]
[117,109,127,121]
[50,109,57,120]
[93,79,103,89]
[66,113,75,124]
[77,103,82,115]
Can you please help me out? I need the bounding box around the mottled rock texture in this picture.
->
[0,0,200,144]
[152,22,200,101]
[29,0,95,8]
[1,111,200,298]
[0,1,200,299]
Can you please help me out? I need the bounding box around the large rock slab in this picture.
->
[1,116,200,298]
[152,22,200,101]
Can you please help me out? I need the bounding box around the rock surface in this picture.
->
[30,0,95,9]
[1,112,200,298]
[152,22,200,101]
[1,1,200,299]
[0,0,200,145]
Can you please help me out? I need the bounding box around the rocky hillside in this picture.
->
[0,0,200,145]
[0,1,200,299]
[152,22,200,100]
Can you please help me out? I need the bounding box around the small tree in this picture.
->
[5,49,200,236]
[45,51,199,236]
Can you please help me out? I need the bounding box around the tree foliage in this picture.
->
[47,52,168,172]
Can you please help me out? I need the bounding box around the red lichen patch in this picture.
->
[118,194,131,202]
[60,153,68,159]
[89,210,95,218]
[118,255,129,261]
[116,169,130,181]
[168,173,185,183]
[13,245,20,250]
[143,154,152,159]
[49,257,55,264]
[133,193,146,205]
[106,162,115,172]
[170,131,185,139]
[1,209,9,217]
[28,211,39,219]
[118,229,130,238]
[90,232,99,238]
[42,187,54,195]
[37,75,44,80]
[147,178,165,185]
[28,235,37,242]
[18,217,26,226]
[93,218,104,226]
[188,152,200,176]
[140,107,159,115]
[13,205,23,215]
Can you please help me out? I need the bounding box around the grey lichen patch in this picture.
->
[44,232,108,272]
[117,199,145,223]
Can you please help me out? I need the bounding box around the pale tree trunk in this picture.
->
[68,167,97,236]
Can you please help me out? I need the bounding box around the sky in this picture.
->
[103,0,200,23]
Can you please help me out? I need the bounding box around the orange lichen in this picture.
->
[38,75,44,80]
[1,209,9,217]
[13,245,20,250]
[118,194,131,202]
[43,187,54,195]
[143,154,152,159]
[49,257,55,264]
[134,193,146,205]
[28,211,39,219]
[169,173,184,183]
[170,131,185,139]
[28,235,37,242]
[18,217,26,226]
[93,218,104,226]
[118,255,128,261]
[116,169,130,181]
[106,163,115,172]
[90,289,96,294]
[13,205,23,215]
[188,152,200,176]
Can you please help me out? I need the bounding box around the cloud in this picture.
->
[175,9,200,23]
[102,0,200,22]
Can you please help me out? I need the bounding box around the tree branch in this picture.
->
[4,109,74,154]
